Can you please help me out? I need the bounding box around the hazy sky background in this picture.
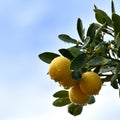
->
[0,0,120,120]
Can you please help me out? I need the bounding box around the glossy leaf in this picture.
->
[95,22,106,39]
[68,103,83,116]
[53,97,71,107]
[95,41,107,56]
[99,60,117,73]
[114,34,120,48]
[70,53,88,70]
[77,18,85,41]
[112,13,120,35]
[53,90,69,98]
[88,96,95,104]
[117,47,120,57]
[72,70,82,81]
[89,56,109,66]
[94,8,113,27]
[87,23,97,43]
[111,74,119,89]
[68,47,82,57]
[59,48,74,60]
[38,52,59,64]
[82,36,90,48]
[111,0,115,13]
[101,75,112,83]
[100,65,115,73]
[58,34,77,44]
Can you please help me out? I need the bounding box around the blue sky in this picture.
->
[0,0,120,120]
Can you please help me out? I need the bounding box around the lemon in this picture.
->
[69,85,90,105]
[79,71,102,95]
[49,56,78,88]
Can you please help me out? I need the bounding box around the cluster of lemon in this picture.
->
[49,56,102,105]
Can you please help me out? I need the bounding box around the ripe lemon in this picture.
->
[79,71,102,95]
[49,56,78,88]
[69,85,90,105]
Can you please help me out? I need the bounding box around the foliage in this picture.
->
[39,0,120,116]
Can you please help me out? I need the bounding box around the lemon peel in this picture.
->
[69,85,90,105]
[49,56,78,88]
[79,71,102,95]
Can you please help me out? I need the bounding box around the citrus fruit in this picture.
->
[79,71,102,95]
[69,85,90,105]
[48,56,78,88]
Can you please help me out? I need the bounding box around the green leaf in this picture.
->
[68,47,82,57]
[111,0,115,13]
[99,60,117,74]
[87,23,97,43]
[114,34,120,48]
[101,75,112,83]
[94,41,107,56]
[111,74,118,89]
[82,37,90,48]
[94,8,113,27]
[95,22,106,39]
[38,52,59,64]
[89,56,109,66]
[53,97,71,107]
[70,53,88,70]
[59,49,74,60]
[100,65,115,73]
[68,103,83,116]
[93,66,101,73]
[53,90,69,98]
[58,34,77,44]
[77,18,85,41]
[88,96,95,104]
[72,70,82,81]
[117,47,120,57]
[112,13,120,35]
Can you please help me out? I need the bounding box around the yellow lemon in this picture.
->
[49,56,78,88]
[69,85,90,105]
[59,76,78,89]
[79,71,102,95]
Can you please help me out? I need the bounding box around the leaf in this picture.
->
[53,97,71,107]
[68,103,83,116]
[59,49,74,60]
[95,22,106,39]
[72,70,82,81]
[68,47,82,57]
[111,0,115,13]
[114,34,120,48]
[58,34,77,44]
[89,56,109,66]
[87,23,97,43]
[95,41,107,56]
[111,74,119,89]
[88,96,95,104]
[101,75,112,83]
[100,65,115,73]
[38,52,59,64]
[53,90,69,98]
[77,18,85,41]
[117,47,120,58]
[99,60,117,73]
[94,8,113,27]
[112,13,120,35]
[82,36,90,48]
[70,53,88,70]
